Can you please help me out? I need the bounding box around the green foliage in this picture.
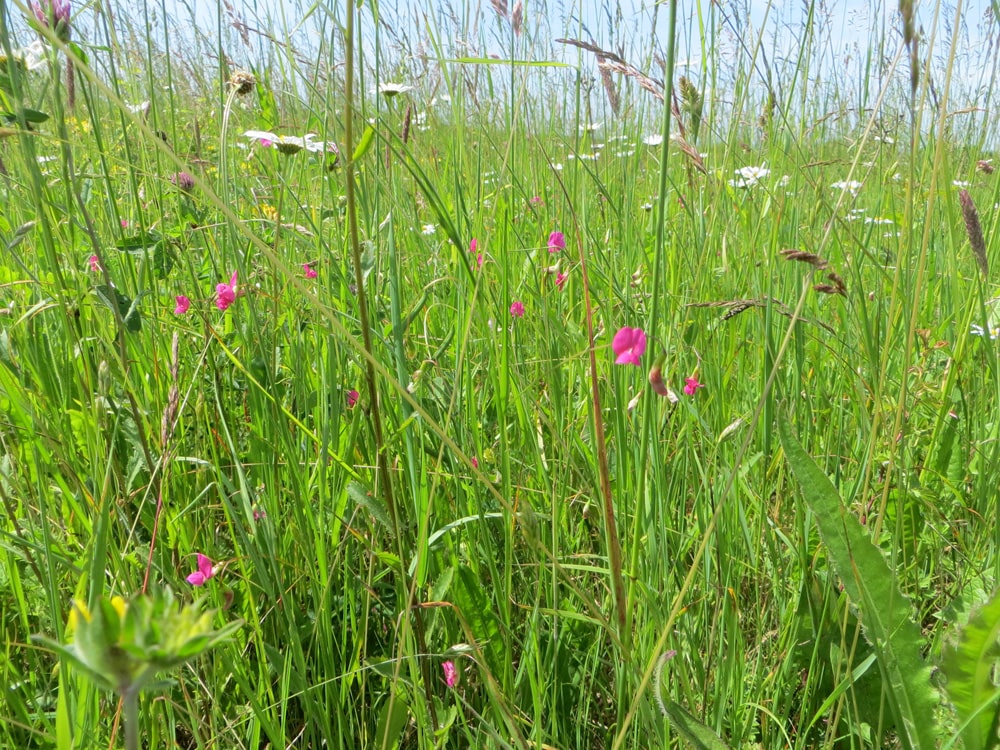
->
[778,417,941,749]
[941,589,1000,750]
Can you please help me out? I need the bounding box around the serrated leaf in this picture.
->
[941,588,1000,750]
[452,565,504,679]
[660,700,731,749]
[347,481,390,529]
[778,416,940,750]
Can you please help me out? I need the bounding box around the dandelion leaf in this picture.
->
[941,588,1000,750]
[451,565,504,679]
[778,416,940,750]
[660,700,731,749]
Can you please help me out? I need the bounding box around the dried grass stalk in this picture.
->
[960,188,989,279]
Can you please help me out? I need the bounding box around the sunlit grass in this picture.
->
[1,0,999,747]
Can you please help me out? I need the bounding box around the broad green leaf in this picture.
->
[660,701,731,749]
[778,416,940,750]
[352,125,376,162]
[941,588,1000,750]
[452,565,504,679]
[94,285,142,333]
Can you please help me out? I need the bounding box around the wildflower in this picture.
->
[346,389,359,409]
[970,324,1000,339]
[170,171,195,192]
[548,231,565,253]
[953,180,971,189]
[252,507,266,521]
[470,238,483,269]
[642,134,663,146]
[612,327,646,366]
[977,159,994,174]
[303,262,318,279]
[31,0,71,41]
[186,553,215,586]
[648,351,677,400]
[470,456,479,469]
[510,300,525,318]
[120,219,129,228]
[87,254,101,272]
[830,179,863,194]
[683,376,705,396]
[530,196,544,206]
[728,165,770,189]
[379,82,413,97]
[554,271,567,289]
[229,70,255,96]
[215,271,238,311]
[173,295,190,315]
[422,224,436,236]
[442,660,458,687]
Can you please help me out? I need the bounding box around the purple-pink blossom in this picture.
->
[174,295,190,315]
[554,271,567,290]
[186,553,215,586]
[612,326,646,366]
[303,263,318,279]
[548,231,566,253]
[442,660,457,688]
[683,376,705,396]
[346,389,359,409]
[510,300,525,318]
[87,254,101,272]
[216,271,238,311]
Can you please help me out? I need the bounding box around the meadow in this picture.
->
[2,0,1000,747]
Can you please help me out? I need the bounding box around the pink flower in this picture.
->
[555,271,567,290]
[548,231,566,253]
[442,660,457,688]
[470,238,483,270]
[471,456,479,469]
[303,262,318,279]
[510,300,525,318]
[170,171,196,192]
[186,553,215,586]
[216,271,238,311]
[530,196,544,206]
[612,326,646,366]
[87,254,101,272]
[120,219,129,228]
[683,376,705,396]
[346,389,359,409]
[173,295,190,315]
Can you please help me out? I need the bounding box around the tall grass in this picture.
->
[1,0,1000,747]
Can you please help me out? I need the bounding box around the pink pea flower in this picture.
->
[87,254,101,272]
[442,660,458,688]
[346,389,359,409]
[548,231,565,253]
[510,300,525,318]
[186,553,215,586]
[555,271,567,290]
[303,262,318,279]
[683,376,705,396]
[470,238,483,270]
[612,326,646,366]
[173,295,190,315]
[216,271,238,311]
[471,456,479,469]
[120,219,129,228]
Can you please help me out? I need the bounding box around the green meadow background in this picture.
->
[2,0,1000,747]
